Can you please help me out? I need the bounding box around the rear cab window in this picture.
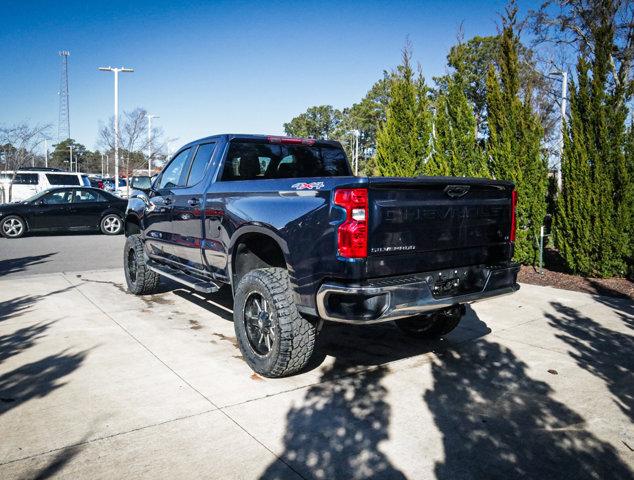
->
[220,141,350,181]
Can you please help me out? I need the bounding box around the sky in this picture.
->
[1,0,538,152]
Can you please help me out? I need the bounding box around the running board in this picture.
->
[147,260,220,294]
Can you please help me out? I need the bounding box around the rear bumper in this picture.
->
[316,263,520,324]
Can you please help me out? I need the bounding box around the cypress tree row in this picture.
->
[555,15,632,277]
[375,49,432,177]
[485,10,548,264]
[427,74,489,177]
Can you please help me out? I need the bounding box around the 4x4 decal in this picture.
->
[291,181,324,190]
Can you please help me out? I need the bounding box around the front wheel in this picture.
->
[101,214,123,235]
[124,234,160,295]
[394,305,465,339]
[233,268,316,378]
[1,215,26,238]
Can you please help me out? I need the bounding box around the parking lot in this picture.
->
[0,235,633,479]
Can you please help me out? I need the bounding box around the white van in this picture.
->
[0,170,90,203]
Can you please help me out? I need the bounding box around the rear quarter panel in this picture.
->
[205,176,366,314]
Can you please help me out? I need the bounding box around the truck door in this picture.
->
[170,142,216,269]
[145,147,192,261]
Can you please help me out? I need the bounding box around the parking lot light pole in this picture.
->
[147,114,159,176]
[98,66,134,195]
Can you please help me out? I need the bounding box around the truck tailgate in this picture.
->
[366,177,513,277]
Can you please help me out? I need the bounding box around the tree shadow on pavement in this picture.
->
[259,359,407,480]
[546,301,634,422]
[0,286,76,322]
[424,337,633,479]
[0,321,55,364]
[258,308,490,480]
[0,253,56,276]
[0,349,88,417]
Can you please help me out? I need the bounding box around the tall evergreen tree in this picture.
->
[486,7,548,264]
[555,12,632,277]
[375,48,432,177]
[428,74,489,177]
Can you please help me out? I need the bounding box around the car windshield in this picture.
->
[22,191,49,203]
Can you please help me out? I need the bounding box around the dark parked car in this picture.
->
[0,187,127,238]
[124,134,519,377]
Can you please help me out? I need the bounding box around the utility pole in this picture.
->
[58,51,71,142]
[98,66,134,196]
[147,114,159,176]
[44,139,48,168]
[558,71,568,190]
[549,68,568,190]
[349,130,360,175]
[69,145,73,172]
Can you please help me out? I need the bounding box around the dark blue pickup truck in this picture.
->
[124,134,519,377]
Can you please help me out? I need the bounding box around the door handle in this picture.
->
[188,198,200,206]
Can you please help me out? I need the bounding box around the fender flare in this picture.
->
[228,224,291,290]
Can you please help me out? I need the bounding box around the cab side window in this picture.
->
[186,143,216,186]
[158,148,191,190]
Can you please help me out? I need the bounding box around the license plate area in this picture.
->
[428,266,488,298]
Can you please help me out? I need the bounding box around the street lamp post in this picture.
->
[98,66,134,195]
[549,69,568,190]
[147,114,159,176]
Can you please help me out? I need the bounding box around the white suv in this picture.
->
[0,170,90,203]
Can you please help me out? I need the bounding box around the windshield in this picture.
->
[22,190,49,203]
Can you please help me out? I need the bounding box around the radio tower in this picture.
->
[57,50,71,141]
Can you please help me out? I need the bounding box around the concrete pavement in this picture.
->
[0,269,632,479]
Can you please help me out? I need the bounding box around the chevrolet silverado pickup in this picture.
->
[124,134,519,377]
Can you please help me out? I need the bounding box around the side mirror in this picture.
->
[130,176,152,192]
[34,199,45,206]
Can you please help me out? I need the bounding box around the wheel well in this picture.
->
[125,215,140,237]
[232,233,287,287]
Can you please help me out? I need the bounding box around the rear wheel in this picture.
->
[394,305,465,339]
[124,234,160,295]
[101,214,123,235]
[233,268,316,378]
[1,215,26,238]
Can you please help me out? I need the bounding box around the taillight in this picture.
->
[334,188,368,258]
[510,190,517,242]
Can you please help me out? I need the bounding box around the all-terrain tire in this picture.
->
[394,305,465,339]
[1,215,27,238]
[233,268,316,378]
[101,214,123,235]
[124,234,160,295]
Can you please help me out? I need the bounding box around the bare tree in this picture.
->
[531,0,634,94]
[98,108,168,179]
[0,122,51,202]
